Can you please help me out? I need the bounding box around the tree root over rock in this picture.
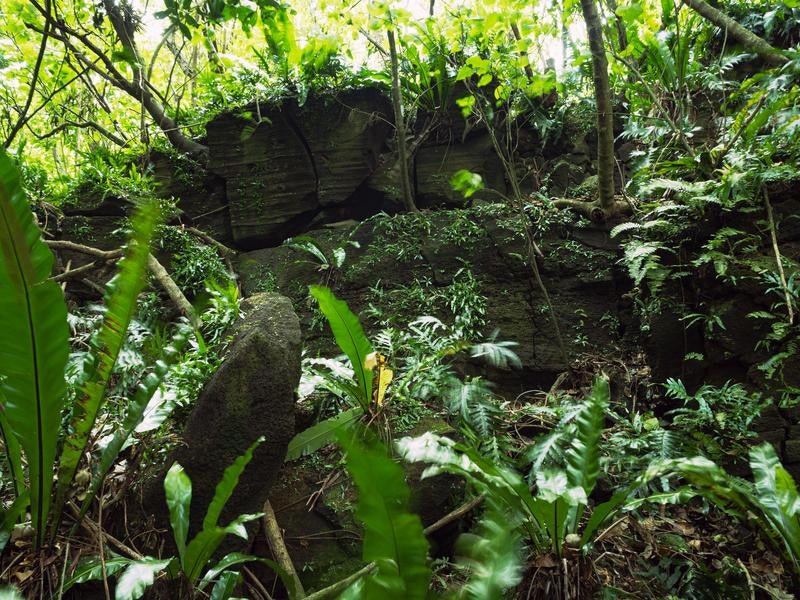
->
[552,198,631,222]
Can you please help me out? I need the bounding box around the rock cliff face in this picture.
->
[205,89,394,248]
[55,87,590,253]
[234,197,800,476]
[237,205,623,393]
[199,88,525,247]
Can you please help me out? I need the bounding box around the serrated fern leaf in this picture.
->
[566,377,609,497]
[53,200,161,533]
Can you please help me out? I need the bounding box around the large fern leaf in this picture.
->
[73,325,191,526]
[341,431,431,599]
[564,377,609,531]
[749,443,800,565]
[53,200,161,529]
[566,376,608,495]
[456,499,524,599]
[0,151,69,548]
[310,286,373,410]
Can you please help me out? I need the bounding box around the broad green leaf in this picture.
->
[750,443,800,563]
[61,555,132,593]
[285,406,361,462]
[340,430,431,599]
[182,514,262,582]
[0,150,69,548]
[54,200,161,533]
[286,235,329,266]
[165,463,192,562]
[579,490,630,547]
[209,570,242,600]
[199,552,263,592]
[202,437,264,531]
[309,285,373,411]
[115,558,171,600]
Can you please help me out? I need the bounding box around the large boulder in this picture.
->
[145,292,301,543]
[206,89,393,248]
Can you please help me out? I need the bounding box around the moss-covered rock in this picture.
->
[236,204,625,393]
[144,293,301,549]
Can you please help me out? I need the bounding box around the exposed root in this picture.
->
[551,198,631,222]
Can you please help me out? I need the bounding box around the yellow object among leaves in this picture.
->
[365,351,393,406]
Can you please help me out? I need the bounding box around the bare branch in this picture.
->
[4,0,51,147]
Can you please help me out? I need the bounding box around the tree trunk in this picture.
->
[580,0,615,210]
[605,0,628,52]
[387,28,418,213]
[683,0,787,66]
[510,23,534,80]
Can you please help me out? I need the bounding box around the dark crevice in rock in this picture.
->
[284,110,321,199]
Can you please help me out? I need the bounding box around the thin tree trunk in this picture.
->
[387,28,418,213]
[683,0,787,66]
[580,0,615,210]
[605,0,628,51]
[510,23,534,80]
[101,0,207,156]
[4,0,50,148]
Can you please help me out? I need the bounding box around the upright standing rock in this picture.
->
[144,292,301,543]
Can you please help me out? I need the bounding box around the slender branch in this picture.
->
[20,66,91,126]
[46,240,122,260]
[303,563,376,600]
[184,226,237,258]
[510,23,534,80]
[4,0,51,147]
[763,186,794,324]
[67,502,144,561]
[682,0,788,66]
[262,500,305,598]
[26,0,207,156]
[147,254,199,327]
[33,120,127,147]
[45,240,198,326]
[359,28,387,56]
[422,493,485,535]
[387,28,418,212]
[50,260,104,282]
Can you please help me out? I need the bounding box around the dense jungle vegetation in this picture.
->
[2,0,800,598]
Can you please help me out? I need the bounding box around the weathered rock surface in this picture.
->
[144,293,301,543]
[206,89,393,248]
[150,151,232,244]
[415,132,506,207]
[237,205,623,393]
